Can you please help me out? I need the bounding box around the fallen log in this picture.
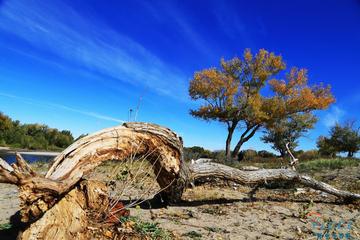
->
[0,122,359,239]
[189,162,360,200]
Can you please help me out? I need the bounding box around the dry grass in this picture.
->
[84,140,176,224]
[298,158,360,172]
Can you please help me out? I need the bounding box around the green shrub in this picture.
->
[183,146,212,161]
[183,230,202,239]
[119,216,172,240]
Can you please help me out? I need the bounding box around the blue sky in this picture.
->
[0,0,360,153]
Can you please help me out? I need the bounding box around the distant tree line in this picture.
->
[183,145,349,163]
[0,112,74,151]
[185,121,360,162]
[183,146,277,162]
[184,145,328,162]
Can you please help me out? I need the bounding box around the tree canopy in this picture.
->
[318,122,360,157]
[183,146,213,161]
[0,112,74,151]
[261,113,317,157]
[189,48,335,160]
[317,136,337,158]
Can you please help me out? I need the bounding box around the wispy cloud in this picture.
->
[0,92,125,123]
[323,106,345,127]
[139,1,213,58]
[0,0,188,100]
[211,1,255,49]
[164,6,212,58]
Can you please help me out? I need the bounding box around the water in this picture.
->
[0,153,56,164]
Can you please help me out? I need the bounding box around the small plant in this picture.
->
[201,205,227,216]
[298,200,314,219]
[31,160,49,172]
[119,216,172,240]
[0,223,12,230]
[204,226,225,233]
[183,230,202,239]
[115,169,129,181]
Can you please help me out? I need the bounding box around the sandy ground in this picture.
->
[1,164,359,239]
[0,185,18,225]
[135,192,360,239]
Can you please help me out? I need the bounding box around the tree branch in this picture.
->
[286,143,299,170]
[232,124,261,157]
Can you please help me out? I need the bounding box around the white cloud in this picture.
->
[0,0,188,101]
[323,106,345,127]
[0,92,125,123]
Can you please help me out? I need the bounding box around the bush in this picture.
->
[211,150,226,162]
[295,150,304,155]
[183,146,212,161]
[120,216,172,239]
[238,149,257,161]
[257,150,276,158]
[297,150,319,161]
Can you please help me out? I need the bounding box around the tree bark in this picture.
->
[0,122,359,239]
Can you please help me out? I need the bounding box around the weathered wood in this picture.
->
[0,122,189,222]
[189,162,360,200]
[0,122,359,239]
[20,180,108,240]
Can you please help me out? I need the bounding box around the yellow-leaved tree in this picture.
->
[189,49,335,160]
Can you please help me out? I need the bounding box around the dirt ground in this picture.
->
[0,165,359,239]
[134,185,360,239]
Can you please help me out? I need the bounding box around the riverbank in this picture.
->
[0,146,60,157]
[0,147,60,165]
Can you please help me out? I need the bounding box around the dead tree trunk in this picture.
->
[189,162,360,200]
[0,122,359,239]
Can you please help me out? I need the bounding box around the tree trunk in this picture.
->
[189,162,360,200]
[225,122,237,161]
[279,148,286,158]
[231,125,260,159]
[0,122,359,239]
